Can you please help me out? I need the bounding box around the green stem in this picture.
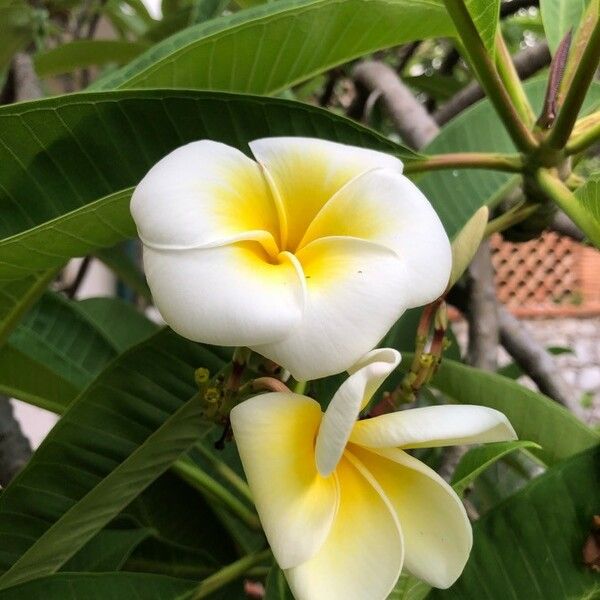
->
[545,8,600,150]
[172,459,261,530]
[190,549,272,599]
[494,31,536,126]
[443,0,537,152]
[566,113,600,155]
[403,152,524,174]
[535,168,600,246]
[195,443,254,504]
[484,203,540,237]
[292,380,307,395]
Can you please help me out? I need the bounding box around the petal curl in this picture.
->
[251,237,408,380]
[350,445,471,589]
[131,140,280,253]
[299,168,452,307]
[350,405,517,449]
[143,243,304,346]
[285,452,403,600]
[315,348,401,476]
[230,393,338,570]
[249,137,403,251]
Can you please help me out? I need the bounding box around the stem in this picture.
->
[484,203,540,236]
[545,8,600,150]
[566,112,600,154]
[535,168,600,246]
[293,380,307,395]
[403,152,524,174]
[172,459,261,530]
[190,549,272,599]
[494,31,536,126]
[195,443,254,504]
[443,0,538,152]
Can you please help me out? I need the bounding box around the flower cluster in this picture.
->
[132,137,516,599]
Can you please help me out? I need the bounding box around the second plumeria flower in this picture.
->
[231,349,517,600]
[131,137,451,380]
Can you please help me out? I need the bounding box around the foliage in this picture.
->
[0,0,599,598]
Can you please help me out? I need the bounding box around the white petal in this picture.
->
[252,237,409,380]
[350,445,471,589]
[131,140,280,252]
[315,348,401,476]
[350,405,517,449]
[299,168,452,307]
[143,244,304,346]
[230,393,338,569]
[285,452,404,600]
[249,137,403,251]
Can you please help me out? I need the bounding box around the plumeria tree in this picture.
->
[0,0,598,599]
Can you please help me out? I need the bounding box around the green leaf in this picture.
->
[34,40,150,77]
[574,170,600,227]
[95,245,152,301]
[431,445,600,600]
[419,78,600,239]
[62,528,152,572]
[0,573,196,599]
[387,574,430,600]
[428,357,599,465]
[451,440,541,496]
[541,0,590,53]
[0,293,156,412]
[0,329,225,588]
[74,296,157,352]
[264,566,294,600]
[0,90,416,281]
[0,270,56,346]
[465,0,500,54]
[94,0,454,93]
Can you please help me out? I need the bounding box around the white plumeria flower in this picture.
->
[131,137,451,380]
[231,348,517,600]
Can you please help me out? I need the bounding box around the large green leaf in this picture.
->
[431,445,600,600]
[451,440,541,496]
[0,90,416,281]
[34,40,150,77]
[0,572,196,599]
[429,357,599,465]
[418,79,600,239]
[94,0,453,93]
[0,329,224,588]
[540,0,590,53]
[574,170,600,227]
[0,270,55,346]
[0,294,156,412]
[465,0,500,54]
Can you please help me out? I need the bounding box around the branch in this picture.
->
[404,152,524,174]
[434,42,550,125]
[0,396,32,486]
[352,60,439,148]
[12,53,42,102]
[551,211,585,242]
[497,308,574,407]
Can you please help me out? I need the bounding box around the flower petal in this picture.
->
[230,393,338,570]
[131,140,280,252]
[299,168,452,306]
[350,405,517,449]
[143,243,304,346]
[285,452,404,600]
[315,348,401,476]
[350,445,471,589]
[249,137,403,251]
[251,236,408,380]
